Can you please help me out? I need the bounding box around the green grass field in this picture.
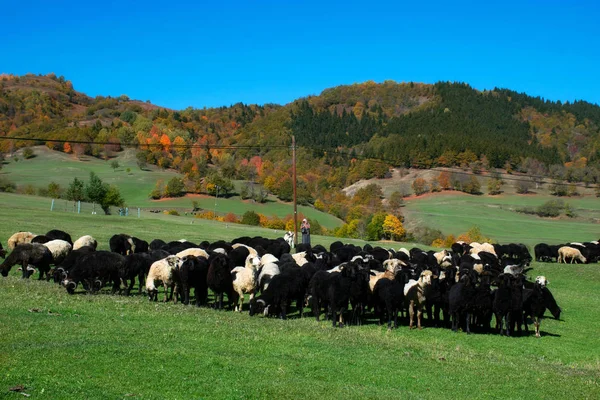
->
[404,192,600,246]
[1,146,342,229]
[1,192,600,399]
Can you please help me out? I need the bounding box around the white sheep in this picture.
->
[8,232,36,250]
[72,235,98,250]
[43,239,72,265]
[258,262,280,291]
[231,255,261,312]
[146,255,183,302]
[292,251,309,266]
[433,250,453,267]
[404,270,434,330]
[369,259,405,292]
[557,246,587,264]
[176,248,209,259]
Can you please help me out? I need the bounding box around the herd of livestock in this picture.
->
[1,229,598,338]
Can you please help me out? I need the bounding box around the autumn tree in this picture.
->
[487,178,503,195]
[382,214,405,241]
[411,178,428,196]
[438,171,452,190]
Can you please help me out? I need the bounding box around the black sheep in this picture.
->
[149,239,167,251]
[31,235,52,244]
[0,242,6,259]
[120,253,156,295]
[178,255,209,306]
[46,229,73,245]
[493,274,513,336]
[109,234,136,256]
[249,266,312,319]
[308,270,333,321]
[373,277,405,330]
[132,237,149,253]
[51,245,96,283]
[0,243,53,280]
[64,251,124,294]
[449,272,477,333]
[534,243,552,262]
[206,253,237,310]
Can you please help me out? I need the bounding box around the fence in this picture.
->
[49,199,142,218]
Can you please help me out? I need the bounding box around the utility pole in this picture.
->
[292,135,298,247]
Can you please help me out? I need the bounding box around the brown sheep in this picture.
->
[557,246,587,264]
[404,270,434,330]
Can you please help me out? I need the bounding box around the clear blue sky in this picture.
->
[3,0,599,109]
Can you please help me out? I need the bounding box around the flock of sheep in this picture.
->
[1,230,593,338]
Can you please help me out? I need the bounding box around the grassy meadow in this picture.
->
[0,146,342,229]
[0,192,599,398]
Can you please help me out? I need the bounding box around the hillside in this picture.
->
[2,73,600,239]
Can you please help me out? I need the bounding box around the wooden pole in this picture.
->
[292,135,298,247]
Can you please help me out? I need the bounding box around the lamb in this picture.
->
[63,251,124,294]
[178,255,209,306]
[207,253,237,310]
[231,255,261,312]
[557,246,587,264]
[7,232,36,250]
[404,270,434,330]
[43,239,72,266]
[1,243,53,279]
[72,235,98,251]
[146,255,183,302]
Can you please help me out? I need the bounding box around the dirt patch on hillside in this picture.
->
[152,193,212,202]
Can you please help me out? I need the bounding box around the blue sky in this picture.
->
[3,1,599,109]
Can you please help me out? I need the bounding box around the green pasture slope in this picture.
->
[404,192,600,246]
[0,146,342,229]
[1,193,600,398]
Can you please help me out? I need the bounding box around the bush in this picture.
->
[549,180,568,196]
[165,210,180,216]
[165,177,185,197]
[407,226,443,245]
[515,180,532,194]
[241,210,260,226]
[536,199,565,217]
[22,147,34,159]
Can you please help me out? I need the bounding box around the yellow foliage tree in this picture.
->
[383,214,406,241]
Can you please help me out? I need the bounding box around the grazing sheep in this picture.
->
[231,255,261,312]
[63,251,124,294]
[7,232,36,250]
[51,246,96,283]
[109,234,136,256]
[146,255,183,302]
[404,270,434,330]
[43,239,72,266]
[207,253,237,310]
[249,266,314,319]
[258,262,280,292]
[45,229,73,245]
[178,255,209,306]
[557,246,587,264]
[1,243,53,279]
[131,237,149,253]
[149,239,167,251]
[72,235,98,251]
[120,253,156,295]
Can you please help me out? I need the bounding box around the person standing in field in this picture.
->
[301,218,311,246]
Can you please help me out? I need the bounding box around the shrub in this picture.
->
[165,177,185,197]
[22,147,34,159]
[407,226,443,245]
[535,199,565,217]
[515,179,533,194]
[165,210,180,216]
[411,178,429,196]
[241,210,260,226]
[223,213,239,223]
[20,184,37,195]
[549,180,568,196]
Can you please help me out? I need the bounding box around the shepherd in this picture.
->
[301,218,311,246]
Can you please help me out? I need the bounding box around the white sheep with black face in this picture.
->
[284,231,295,249]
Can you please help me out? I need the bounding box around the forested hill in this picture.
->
[2,73,600,190]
